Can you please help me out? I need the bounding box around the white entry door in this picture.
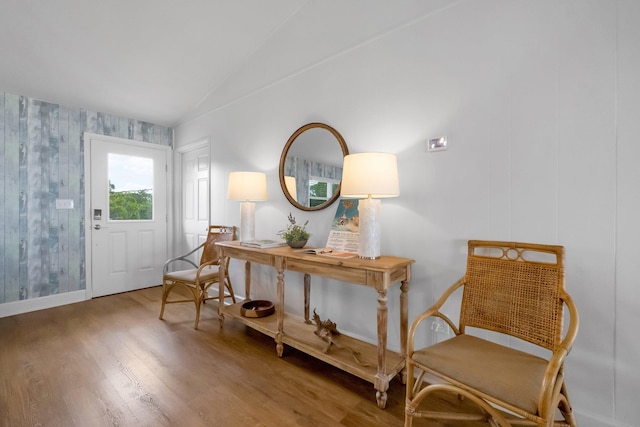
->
[179,145,210,264]
[86,134,169,297]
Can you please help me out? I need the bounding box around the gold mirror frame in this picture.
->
[279,123,349,211]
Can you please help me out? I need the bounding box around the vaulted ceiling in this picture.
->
[0,0,453,127]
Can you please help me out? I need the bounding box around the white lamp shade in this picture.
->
[340,153,399,198]
[227,171,268,201]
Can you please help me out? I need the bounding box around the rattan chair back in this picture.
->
[200,225,236,266]
[460,241,565,350]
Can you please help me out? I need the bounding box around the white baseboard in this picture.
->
[0,290,88,318]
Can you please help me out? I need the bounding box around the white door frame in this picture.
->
[173,137,210,260]
[83,132,173,299]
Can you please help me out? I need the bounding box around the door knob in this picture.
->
[94,224,101,230]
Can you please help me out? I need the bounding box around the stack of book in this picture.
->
[240,239,287,249]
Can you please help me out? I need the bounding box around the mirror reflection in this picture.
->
[279,123,349,211]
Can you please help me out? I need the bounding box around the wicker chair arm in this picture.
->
[191,256,231,285]
[163,241,206,274]
[537,291,579,411]
[559,292,580,355]
[407,277,465,354]
[538,347,569,415]
[192,260,216,285]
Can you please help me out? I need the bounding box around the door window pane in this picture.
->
[108,153,154,220]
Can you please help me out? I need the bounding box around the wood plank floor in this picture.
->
[0,287,487,426]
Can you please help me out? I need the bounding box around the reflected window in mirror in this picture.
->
[309,176,340,208]
[279,123,348,211]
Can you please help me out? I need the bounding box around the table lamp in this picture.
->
[227,171,268,242]
[340,153,399,259]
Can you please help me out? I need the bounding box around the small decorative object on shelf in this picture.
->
[240,300,275,318]
[312,309,370,367]
[278,212,311,248]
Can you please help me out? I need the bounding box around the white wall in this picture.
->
[175,1,639,426]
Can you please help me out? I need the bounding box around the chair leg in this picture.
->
[202,275,235,305]
[161,279,204,329]
[224,277,236,303]
[404,406,415,427]
[159,281,172,320]
[404,362,417,427]
[557,383,577,427]
[194,291,204,330]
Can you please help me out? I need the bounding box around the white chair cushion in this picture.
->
[164,266,219,282]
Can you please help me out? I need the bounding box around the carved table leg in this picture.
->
[400,279,409,384]
[275,258,285,357]
[304,273,311,324]
[376,388,388,409]
[245,261,251,301]
[218,251,226,326]
[375,288,389,408]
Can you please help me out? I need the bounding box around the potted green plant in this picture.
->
[278,213,311,248]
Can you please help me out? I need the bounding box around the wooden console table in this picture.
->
[216,240,414,408]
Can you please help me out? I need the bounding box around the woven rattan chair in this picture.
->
[405,240,579,427]
[159,225,237,329]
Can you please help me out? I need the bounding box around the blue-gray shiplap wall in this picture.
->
[0,92,172,304]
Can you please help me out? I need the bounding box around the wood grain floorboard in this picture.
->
[0,286,489,427]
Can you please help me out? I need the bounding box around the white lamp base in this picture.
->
[358,197,381,259]
[239,201,256,242]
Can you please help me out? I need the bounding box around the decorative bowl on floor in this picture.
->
[240,300,275,318]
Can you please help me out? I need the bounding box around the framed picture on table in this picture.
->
[325,199,359,254]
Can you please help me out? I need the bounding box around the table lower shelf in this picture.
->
[221,302,405,385]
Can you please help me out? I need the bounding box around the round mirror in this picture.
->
[279,123,349,211]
